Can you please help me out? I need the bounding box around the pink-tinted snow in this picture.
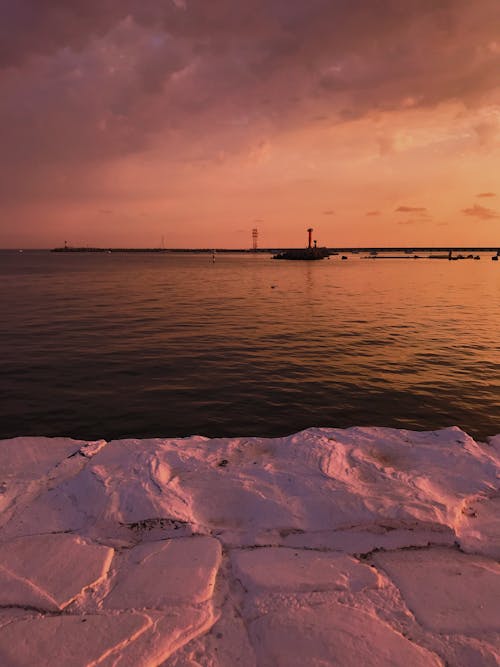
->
[0,427,499,666]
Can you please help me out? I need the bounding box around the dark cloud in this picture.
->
[366,210,380,216]
[476,192,496,198]
[0,1,130,68]
[462,204,500,220]
[323,210,335,215]
[395,206,427,213]
[1,0,500,199]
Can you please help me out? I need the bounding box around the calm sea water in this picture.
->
[1,250,499,440]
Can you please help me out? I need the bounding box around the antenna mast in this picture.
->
[252,228,258,252]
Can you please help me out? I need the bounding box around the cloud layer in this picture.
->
[395,206,428,213]
[462,204,500,220]
[2,1,500,166]
[1,1,500,245]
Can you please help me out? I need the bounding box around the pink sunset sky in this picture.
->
[1,0,500,248]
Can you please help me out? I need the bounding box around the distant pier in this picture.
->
[51,245,499,255]
[51,246,169,253]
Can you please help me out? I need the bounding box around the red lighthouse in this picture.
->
[307,227,313,249]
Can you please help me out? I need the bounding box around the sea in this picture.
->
[1,250,499,441]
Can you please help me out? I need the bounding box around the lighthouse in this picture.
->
[307,228,313,249]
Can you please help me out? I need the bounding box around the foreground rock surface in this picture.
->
[0,427,499,666]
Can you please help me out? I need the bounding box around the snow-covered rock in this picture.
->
[104,536,221,609]
[0,427,498,666]
[0,533,113,611]
[372,547,500,634]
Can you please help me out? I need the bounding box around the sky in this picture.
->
[1,0,500,249]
